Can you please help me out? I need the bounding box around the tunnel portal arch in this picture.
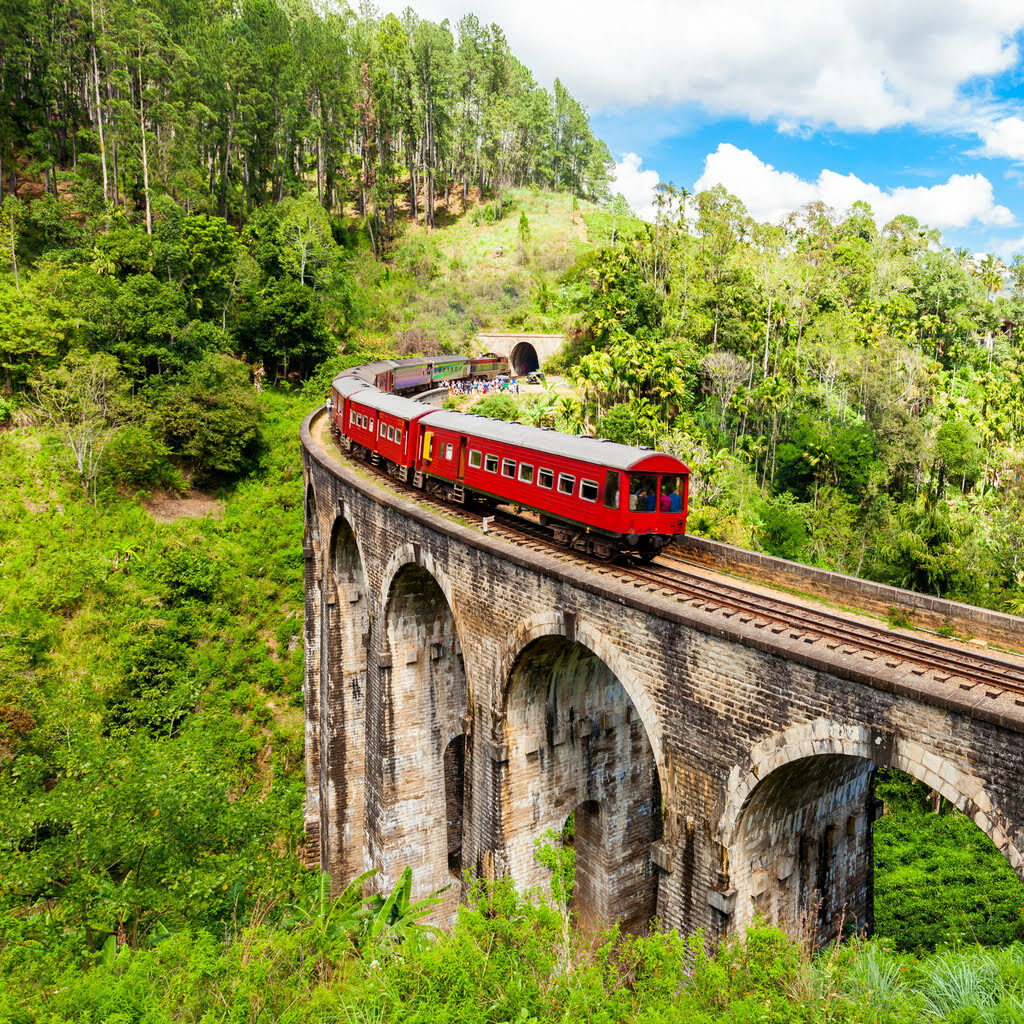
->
[510,342,540,375]
[501,634,661,934]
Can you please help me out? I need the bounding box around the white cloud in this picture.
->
[611,153,661,221]
[993,234,1024,260]
[694,143,1015,230]
[372,0,1024,132]
[973,116,1024,160]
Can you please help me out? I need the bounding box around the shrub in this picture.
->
[101,424,184,492]
[155,354,263,485]
[470,393,519,421]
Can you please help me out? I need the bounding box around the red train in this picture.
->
[328,360,690,560]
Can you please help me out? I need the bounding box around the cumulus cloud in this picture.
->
[611,153,661,221]
[694,143,1015,230]
[373,0,1024,131]
[973,116,1024,160]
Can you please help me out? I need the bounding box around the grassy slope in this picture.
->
[0,392,313,939]
[345,189,598,350]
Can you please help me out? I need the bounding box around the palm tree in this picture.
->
[978,253,1007,302]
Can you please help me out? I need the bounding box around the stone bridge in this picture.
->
[301,408,1024,941]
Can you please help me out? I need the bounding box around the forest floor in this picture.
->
[144,489,226,523]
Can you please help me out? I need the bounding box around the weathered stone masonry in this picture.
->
[301,409,1024,940]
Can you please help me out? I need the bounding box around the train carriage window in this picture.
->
[660,474,684,513]
[558,473,575,495]
[501,458,516,478]
[484,454,499,473]
[629,474,657,513]
[368,419,374,431]
[445,443,454,460]
[538,468,554,489]
[396,428,402,443]
[469,450,482,469]
[580,479,599,502]
[350,411,356,425]
[518,463,534,483]
[603,472,620,509]
[380,421,385,436]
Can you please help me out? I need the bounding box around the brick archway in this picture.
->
[500,632,662,934]
[372,561,469,926]
[720,719,1024,940]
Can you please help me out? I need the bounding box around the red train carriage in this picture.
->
[416,412,689,559]
[339,360,397,390]
[333,377,432,482]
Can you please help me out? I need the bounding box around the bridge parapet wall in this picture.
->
[676,534,1024,652]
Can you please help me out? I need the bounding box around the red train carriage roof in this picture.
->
[334,376,374,398]
[338,360,396,385]
[420,410,690,474]
[347,386,437,421]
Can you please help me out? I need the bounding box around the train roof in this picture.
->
[428,353,469,363]
[420,410,691,474]
[337,360,396,384]
[334,376,374,397]
[347,386,437,421]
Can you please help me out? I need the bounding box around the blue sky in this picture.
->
[374,0,1024,256]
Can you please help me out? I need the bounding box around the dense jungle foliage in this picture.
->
[0,0,611,250]
[545,195,1024,616]
[2,0,1024,1017]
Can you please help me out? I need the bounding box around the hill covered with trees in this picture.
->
[1,0,611,248]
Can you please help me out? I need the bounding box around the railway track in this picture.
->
[320,421,1024,701]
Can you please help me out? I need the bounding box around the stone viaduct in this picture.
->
[301,408,1024,942]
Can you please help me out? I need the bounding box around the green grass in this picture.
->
[873,770,1024,951]
[0,391,313,944]
[345,189,599,350]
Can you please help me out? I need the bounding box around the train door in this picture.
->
[457,438,467,479]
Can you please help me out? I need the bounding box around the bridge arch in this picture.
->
[498,611,664,772]
[315,513,371,887]
[500,630,662,934]
[304,482,323,570]
[379,542,460,629]
[720,719,1023,939]
[373,559,469,926]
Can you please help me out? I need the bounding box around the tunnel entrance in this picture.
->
[502,636,661,934]
[510,342,540,375]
